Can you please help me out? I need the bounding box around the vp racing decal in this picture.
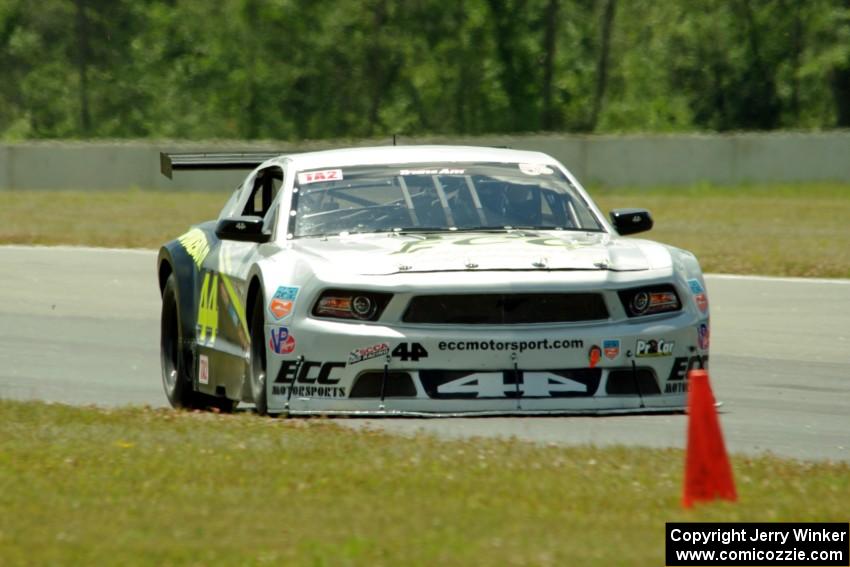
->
[269,326,296,355]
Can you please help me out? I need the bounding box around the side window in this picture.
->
[241,167,283,218]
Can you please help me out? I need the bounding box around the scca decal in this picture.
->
[665,355,709,393]
[272,360,346,398]
[349,343,390,365]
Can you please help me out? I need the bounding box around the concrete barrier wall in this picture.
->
[1,132,849,191]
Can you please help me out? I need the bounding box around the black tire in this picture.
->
[161,273,236,412]
[249,295,269,415]
[161,274,203,408]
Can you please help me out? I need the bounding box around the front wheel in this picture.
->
[161,274,203,409]
[161,273,235,412]
[249,296,269,415]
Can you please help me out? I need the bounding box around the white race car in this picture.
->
[157,145,709,415]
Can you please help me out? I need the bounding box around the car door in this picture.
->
[197,165,285,399]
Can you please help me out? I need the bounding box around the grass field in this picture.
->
[1,183,849,277]
[0,400,848,566]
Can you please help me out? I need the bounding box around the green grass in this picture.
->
[593,183,850,278]
[0,189,224,249]
[1,183,850,277]
[0,400,848,566]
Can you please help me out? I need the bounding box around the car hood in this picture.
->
[288,231,673,275]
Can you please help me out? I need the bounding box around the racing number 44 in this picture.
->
[198,272,219,344]
[392,342,429,362]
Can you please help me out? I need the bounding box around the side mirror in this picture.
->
[609,208,653,235]
[215,217,271,243]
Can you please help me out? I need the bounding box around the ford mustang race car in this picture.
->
[157,145,710,416]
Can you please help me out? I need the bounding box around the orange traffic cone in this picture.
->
[682,369,737,508]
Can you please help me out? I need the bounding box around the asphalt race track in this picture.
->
[1,246,848,462]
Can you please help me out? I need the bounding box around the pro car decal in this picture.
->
[198,354,209,385]
[177,228,210,268]
[269,326,296,355]
[348,342,389,365]
[420,370,600,399]
[603,339,620,360]
[635,339,675,357]
[297,169,342,185]
[197,272,218,345]
[269,286,299,320]
[687,279,709,313]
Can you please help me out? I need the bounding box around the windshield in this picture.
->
[290,162,603,238]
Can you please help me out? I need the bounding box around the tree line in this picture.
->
[1,0,849,140]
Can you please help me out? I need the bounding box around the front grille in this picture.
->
[419,369,602,399]
[605,368,661,395]
[349,372,417,398]
[402,293,609,324]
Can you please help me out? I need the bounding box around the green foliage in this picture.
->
[0,0,849,139]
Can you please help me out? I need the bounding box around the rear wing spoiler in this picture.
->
[159,152,284,179]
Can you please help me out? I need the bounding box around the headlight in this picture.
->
[312,290,392,321]
[618,285,681,317]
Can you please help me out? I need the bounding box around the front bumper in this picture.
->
[264,310,708,416]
